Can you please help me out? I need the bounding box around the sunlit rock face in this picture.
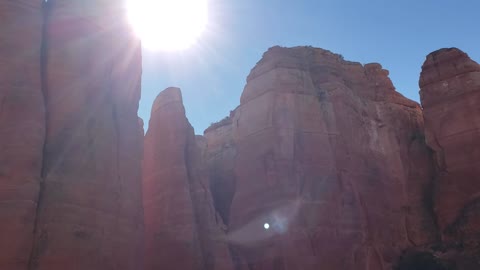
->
[0,1,45,269]
[420,48,480,267]
[28,1,144,269]
[204,46,437,270]
[143,87,233,270]
[2,1,480,267]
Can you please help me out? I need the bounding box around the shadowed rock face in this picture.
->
[142,47,480,270]
[420,48,480,266]
[204,46,437,270]
[0,1,144,269]
[2,2,480,268]
[143,87,233,270]
[27,1,144,269]
[143,87,201,270]
[0,1,44,269]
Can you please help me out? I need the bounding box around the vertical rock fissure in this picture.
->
[424,157,442,243]
[107,48,124,231]
[28,1,51,269]
[0,95,5,117]
[111,88,123,230]
[407,128,442,245]
[183,134,208,270]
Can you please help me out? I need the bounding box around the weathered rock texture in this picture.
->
[203,46,438,270]
[2,2,480,267]
[0,1,45,269]
[0,1,144,269]
[420,48,480,267]
[143,47,480,269]
[143,88,233,270]
[29,1,144,269]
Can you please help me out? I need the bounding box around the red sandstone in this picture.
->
[1,2,480,268]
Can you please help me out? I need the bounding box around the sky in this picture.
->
[139,0,480,134]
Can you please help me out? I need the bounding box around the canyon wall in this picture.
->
[0,1,144,270]
[30,1,144,269]
[2,2,480,269]
[203,46,437,270]
[0,2,45,269]
[143,47,480,269]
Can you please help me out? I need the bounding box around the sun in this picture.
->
[126,0,208,51]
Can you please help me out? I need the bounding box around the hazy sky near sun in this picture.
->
[139,0,480,134]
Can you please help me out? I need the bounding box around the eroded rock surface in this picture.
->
[2,3,480,267]
[204,46,437,270]
[420,48,480,267]
[0,1,44,269]
[143,87,232,270]
[29,1,144,269]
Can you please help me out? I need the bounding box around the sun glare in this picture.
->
[126,0,208,51]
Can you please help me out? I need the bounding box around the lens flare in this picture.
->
[126,0,208,51]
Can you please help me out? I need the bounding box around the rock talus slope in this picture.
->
[143,87,232,270]
[204,46,437,270]
[28,1,144,269]
[420,48,480,267]
[0,1,45,269]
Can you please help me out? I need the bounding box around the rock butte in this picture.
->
[420,48,480,268]
[203,46,436,270]
[0,2,479,270]
[143,87,233,270]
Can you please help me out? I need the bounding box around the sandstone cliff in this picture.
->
[420,48,480,268]
[143,87,232,270]
[143,46,480,270]
[202,46,437,270]
[1,1,145,269]
[0,2,45,269]
[2,2,480,268]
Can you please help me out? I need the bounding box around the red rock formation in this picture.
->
[204,113,236,226]
[204,46,437,270]
[143,87,232,270]
[0,1,45,269]
[420,48,480,266]
[28,1,144,269]
[3,3,480,267]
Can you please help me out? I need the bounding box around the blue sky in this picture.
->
[140,0,479,134]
